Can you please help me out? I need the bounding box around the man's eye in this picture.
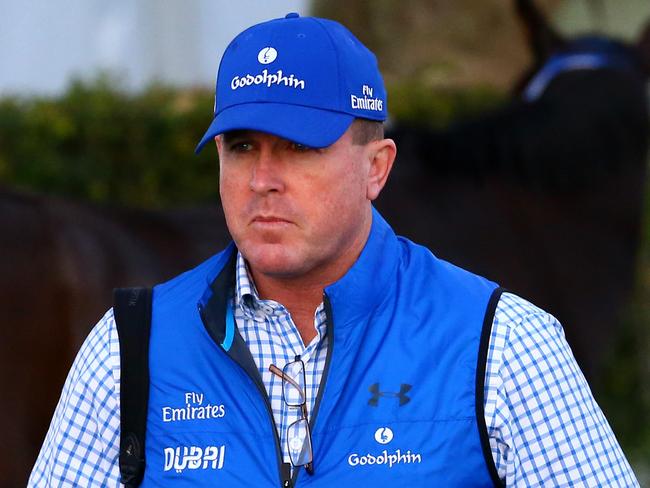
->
[229,142,253,152]
[290,142,313,152]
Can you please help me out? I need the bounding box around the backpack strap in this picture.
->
[113,287,153,488]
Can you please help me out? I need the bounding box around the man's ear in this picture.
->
[366,138,397,201]
[215,135,223,154]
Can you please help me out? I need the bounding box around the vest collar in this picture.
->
[198,207,401,342]
[323,207,400,331]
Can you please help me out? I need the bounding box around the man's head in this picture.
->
[198,14,396,286]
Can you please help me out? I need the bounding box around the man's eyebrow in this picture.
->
[222,130,253,143]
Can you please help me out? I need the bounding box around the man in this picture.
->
[30,13,639,487]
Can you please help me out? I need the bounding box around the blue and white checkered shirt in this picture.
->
[29,252,639,486]
[232,254,328,466]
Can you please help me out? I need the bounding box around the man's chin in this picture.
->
[239,243,303,277]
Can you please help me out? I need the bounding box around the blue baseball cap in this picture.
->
[195,13,387,153]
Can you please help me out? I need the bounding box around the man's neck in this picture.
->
[245,209,373,344]
[250,273,325,345]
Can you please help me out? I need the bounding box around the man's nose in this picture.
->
[249,149,285,194]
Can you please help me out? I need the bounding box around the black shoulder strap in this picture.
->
[113,287,153,488]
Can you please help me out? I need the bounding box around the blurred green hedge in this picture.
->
[0,76,218,208]
[0,76,502,208]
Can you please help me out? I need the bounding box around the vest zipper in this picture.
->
[281,462,292,488]
[199,302,289,488]
[290,293,336,486]
[200,290,335,487]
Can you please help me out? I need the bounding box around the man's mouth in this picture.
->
[251,215,293,226]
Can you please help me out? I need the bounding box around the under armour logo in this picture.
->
[368,383,412,407]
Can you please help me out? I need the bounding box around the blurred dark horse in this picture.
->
[0,188,230,487]
[382,0,650,384]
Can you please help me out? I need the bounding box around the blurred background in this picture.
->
[1,0,649,486]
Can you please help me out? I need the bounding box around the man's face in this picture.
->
[217,126,381,285]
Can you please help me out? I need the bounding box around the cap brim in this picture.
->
[194,103,355,154]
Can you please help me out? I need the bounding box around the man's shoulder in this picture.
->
[58,307,121,397]
[491,291,565,353]
[154,242,236,301]
[494,292,558,329]
[494,292,548,319]
[396,235,499,291]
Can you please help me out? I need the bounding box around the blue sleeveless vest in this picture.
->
[141,209,502,487]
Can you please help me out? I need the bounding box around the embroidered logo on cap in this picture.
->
[258,47,278,65]
[351,84,384,112]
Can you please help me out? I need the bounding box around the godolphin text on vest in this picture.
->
[348,449,422,468]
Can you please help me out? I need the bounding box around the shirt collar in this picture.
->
[235,252,260,318]
[236,251,290,320]
[234,253,327,353]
